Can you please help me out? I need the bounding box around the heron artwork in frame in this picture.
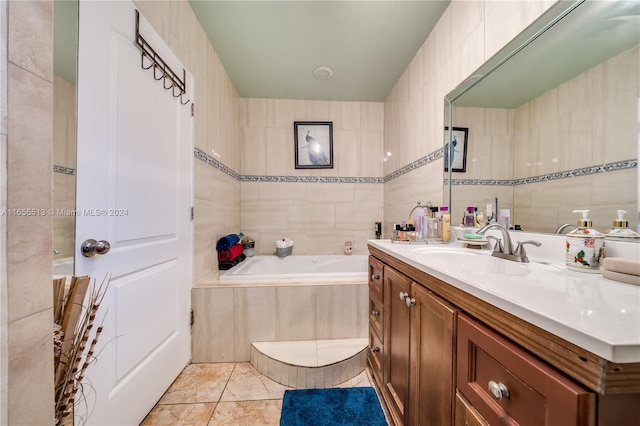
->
[294,121,333,169]
[444,126,468,173]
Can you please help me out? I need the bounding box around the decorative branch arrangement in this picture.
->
[53,275,109,425]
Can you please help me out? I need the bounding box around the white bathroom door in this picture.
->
[75,2,193,425]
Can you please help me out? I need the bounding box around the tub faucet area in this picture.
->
[476,224,541,263]
[556,223,577,234]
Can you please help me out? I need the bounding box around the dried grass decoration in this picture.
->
[53,275,110,425]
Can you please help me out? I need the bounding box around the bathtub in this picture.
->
[53,256,74,278]
[193,254,370,362]
[219,254,368,283]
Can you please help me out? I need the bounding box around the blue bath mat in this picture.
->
[280,387,387,426]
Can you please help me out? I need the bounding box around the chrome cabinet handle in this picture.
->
[372,347,380,353]
[371,273,380,281]
[488,380,510,400]
[406,297,416,307]
[399,291,408,301]
[371,310,380,316]
[81,239,111,257]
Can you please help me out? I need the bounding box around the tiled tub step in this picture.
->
[250,338,368,389]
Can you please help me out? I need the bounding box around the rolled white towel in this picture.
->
[602,269,640,286]
[602,258,640,276]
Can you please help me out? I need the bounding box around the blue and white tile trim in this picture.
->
[194,147,635,186]
[445,159,637,186]
[53,165,75,175]
[194,147,383,183]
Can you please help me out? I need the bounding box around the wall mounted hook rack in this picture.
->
[135,10,189,105]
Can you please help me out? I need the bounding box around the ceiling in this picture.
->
[188,1,450,102]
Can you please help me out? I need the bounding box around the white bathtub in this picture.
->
[53,256,74,278]
[219,254,368,283]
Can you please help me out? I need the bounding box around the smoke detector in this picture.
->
[313,66,333,80]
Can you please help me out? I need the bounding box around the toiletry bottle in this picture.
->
[464,207,476,227]
[428,207,438,240]
[435,208,443,242]
[605,210,640,240]
[415,207,425,240]
[375,221,382,239]
[565,210,605,273]
[440,206,451,242]
[344,240,353,255]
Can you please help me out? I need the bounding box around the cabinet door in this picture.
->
[369,255,384,302]
[457,314,595,426]
[410,283,457,426]
[384,266,412,426]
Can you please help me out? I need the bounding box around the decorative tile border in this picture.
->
[444,159,636,186]
[53,165,75,175]
[194,147,383,183]
[195,148,635,187]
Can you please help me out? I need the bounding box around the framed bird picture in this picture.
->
[294,121,334,169]
[444,126,468,173]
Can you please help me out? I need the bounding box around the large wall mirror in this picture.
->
[445,0,639,236]
[53,0,78,276]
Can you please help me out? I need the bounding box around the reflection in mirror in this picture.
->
[445,0,639,236]
[53,0,78,276]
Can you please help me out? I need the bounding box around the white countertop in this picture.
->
[368,236,640,364]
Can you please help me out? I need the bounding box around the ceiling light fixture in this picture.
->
[313,66,333,80]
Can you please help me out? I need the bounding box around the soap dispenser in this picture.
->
[565,210,605,273]
[605,210,640,241]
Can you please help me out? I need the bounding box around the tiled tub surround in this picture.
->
[192,276,369,364]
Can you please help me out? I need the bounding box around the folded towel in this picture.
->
[218,253,246,271]
[602,269,640,286]
[218,243,244,262]
[216,234,240,251]
[602,257,640,276]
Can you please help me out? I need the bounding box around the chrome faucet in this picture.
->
[555,223,577,234]
[476,223,541,263]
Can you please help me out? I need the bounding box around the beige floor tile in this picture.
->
[220,362,289,401]
[159,363,235,404]
[140,402,215,426]
[208,400,282,426]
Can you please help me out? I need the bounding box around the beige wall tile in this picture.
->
[8,0,52,81]
[8,309,54,425]
[7,64,52,323]
[233,287,276,361]
[275,286,316,341]
[191,288,235,362]
[316,285,368,340]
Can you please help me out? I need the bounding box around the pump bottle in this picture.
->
[565,210,605,273]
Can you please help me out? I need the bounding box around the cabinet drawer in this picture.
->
[369,325,384,379]
[457,314,595,426]
[369,296,383,341]
[368,256,384,302]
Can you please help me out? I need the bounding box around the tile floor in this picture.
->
[140,362,384,425]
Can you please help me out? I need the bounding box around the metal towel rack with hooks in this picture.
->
[134,9,189,106]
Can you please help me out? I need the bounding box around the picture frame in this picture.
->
[444,126,468,172]
[294,121,333,169]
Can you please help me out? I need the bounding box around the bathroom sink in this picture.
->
[409,248,563,277]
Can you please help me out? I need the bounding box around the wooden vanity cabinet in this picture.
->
[368,246,640,426]
[368,256,385,386]
[456,314,595,426]
[376,264,457,426]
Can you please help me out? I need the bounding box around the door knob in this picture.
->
[81,239,111,257]
[399,291,409,301]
